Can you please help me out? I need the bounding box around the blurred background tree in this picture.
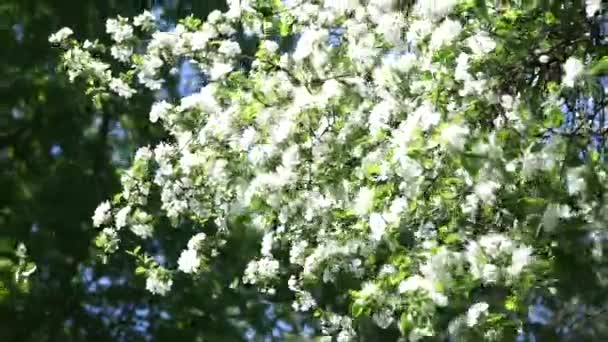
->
[4,0,608,341]
[0,0,291,340]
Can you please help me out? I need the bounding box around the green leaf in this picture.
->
[399,312,413,335]
[590,57,608,76]
[21,262,37,277]
[0,258,13,270]
[443,232,461,245]
[505,296,519,311]
[279,17,294,37]
[135,266,147,275]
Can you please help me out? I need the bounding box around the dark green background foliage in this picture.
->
[2,0,608,341]
[0,0,280,340]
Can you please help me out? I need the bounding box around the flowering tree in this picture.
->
[51,0,608,340]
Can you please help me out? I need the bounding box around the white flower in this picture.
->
[398,275,429,293]
[324,0,360,12]
[187,232,207,250]
[407,19,433,44]
[414,101,441,131]
[145,269,173,296]
[481,263,500,284]
[368,100,393,135]
[465,241,485,279]
[479,233,514,258]
[461,193,479,215]
[133,10,155,27]
[218,40,241,57]
[110,45,133,62]
[293,290,317,312]
[466,31,496,57]
[130,223,154,239]
[179,85,219,114]
[106,18,133,43]
[82,39,94,49]
[415,0,460,18]
[562,57,584,88]
[566,166,586,195]
[293,29,328,62]
[354,187,375,216]
[49,27,73,44]
[244,256,280,284]
[440,123,469,151]
[505,160,517,172]
[376,13,404,45]
[542,203,572,231]
[205,11,223,25]
[109,78,136,98]
[238,127,257,151]
[135,147,152,162]
[190,31,212,50]
[369,213,387,241]
[454,53,471,82]
[466,302,489,327]
[92,201,111,227]
[586,0,602,17]
[178,249,200,273]
[115,206,131,229]
[394,53,418,73]
[210,62,233,80]
[262,40,279,53]
[539,55,550,64]
[430,292,449,307]
[473,180,500,203]
[261,232,274,256]
[149,100,172,123]
[429,19,462,50]
[508,246,533,276]
[384,196,408,225]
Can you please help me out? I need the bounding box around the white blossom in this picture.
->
[369,213,387,241]
[466,31,496,57]
[187,233,207,250]
[145,269,173,296]
[218,40,241,57]
[440,123,469,151]
[130,223,154,239]
[92,201,111,227]
[562,57,584,88]
[508,246,533,276]
[110,45,133,62]
[415,0,460,18]
[149,100,172,123]
[566,166,586,195]
[354,187,375,216]
[262,40,279,53]
[109,78,136,98]
[49,27,73,44]
[473,180,500,203]
[106,18,133,43]
[115,206,131,229]
[133,10,155,27]
[178,249,200,273]
[586,0,602,17]
[466,302,489,327]
[429,19,462,50]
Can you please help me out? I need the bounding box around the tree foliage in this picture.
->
[0,0,230,340]
[50,0,608,340]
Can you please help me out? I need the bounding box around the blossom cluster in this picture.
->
[51,0,608,340]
